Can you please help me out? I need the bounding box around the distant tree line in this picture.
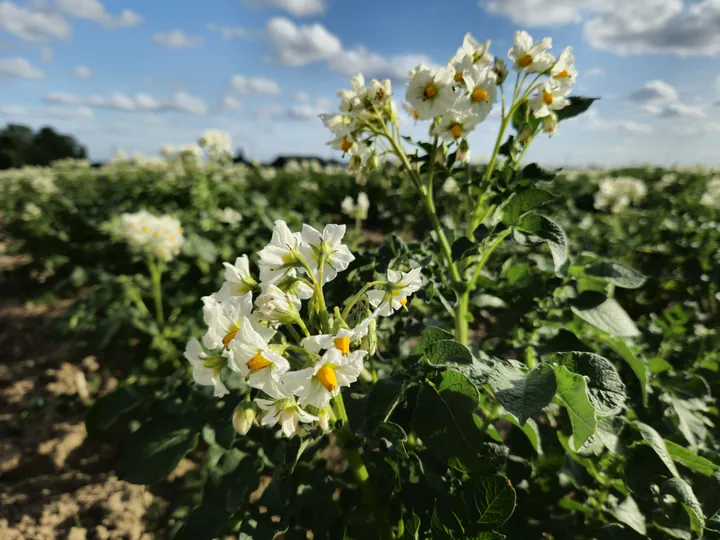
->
[0,124,87,170]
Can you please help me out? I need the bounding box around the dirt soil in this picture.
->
[0,250,169,539]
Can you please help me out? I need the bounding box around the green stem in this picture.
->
[332,393,393,539]
[455,290,469,345]
[470,229,512,290]
[147,255,164,327]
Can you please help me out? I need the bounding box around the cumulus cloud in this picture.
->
[629,80,679,104]
[266,17,341,66]
[73,65,91,78]
[641,101,706,118]
[56,0,142,28]
[628,80,705,118]
[243,0,326,17]
[0,56,44,79]
[0,104,93,119]
[206,23,250,39]
[222,96,243,111]
[230,74,281,95]
[153,29,203,49]
[44,90,208,115]
[480,0,720,56]
[266,18,431,80]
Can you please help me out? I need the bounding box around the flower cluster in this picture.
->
[594,176,648,213]
[341,192,370,220]
[184,219,423,438]
[701,178,720,209]
[321,30,577,177]
[115,210,185,261]
[215,207,243,225]
[199,129,233,158]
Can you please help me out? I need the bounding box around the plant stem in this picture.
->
[470,229,513,290]
[332,393,393,539]
[147,255,164,327]
[455,290,469,345]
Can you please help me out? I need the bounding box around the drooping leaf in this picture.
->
[118,416,201,484]
[499,188,555,226]
[488,361,556,425]
[556,96,599,121]
[553,352,626,416]
[471,475,517,527]
[515,213,568,272]
[521,163,559,183]
[612,496,646,536]
[662,477,705,537]
[451,236,476,261]
[583,261,647,289]
[554,365,597,451]
[634,421,679,478]
[602,336,649,407]
[500,413,543,454]
[665,439,720,477]
[571,292,640,337]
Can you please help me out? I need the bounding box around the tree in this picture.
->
[0,124,87,169]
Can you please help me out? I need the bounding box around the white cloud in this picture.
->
[586,67,604,76]
[641,101,706,118]
[73,65,91,78]
[230,74,281,95]
[56,0,142,29]
[294,91,310,103]
[40,46,53,62]
[677,122,720,136]
[481,0,720,56]
[222,96,243,111]
[629,80,679,104]
[206,23,250,39]
[0,104,93,119]
[153,29,203,49]
[0,2,71,41]
[0,56,44,78]
[43,90,208,115]
[604,120,653,134]
[266,18,432,80]
[328,47,433,80]
[243,0,325,17]
[266,17,341,66]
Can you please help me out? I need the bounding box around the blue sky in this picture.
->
[1,0,719,165]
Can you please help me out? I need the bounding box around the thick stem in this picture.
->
[332,393,393,539]
[455,290,470,345]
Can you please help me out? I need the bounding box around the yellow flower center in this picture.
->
[542,91,553,105]
[450,124,463,140]
[400,298,407,306]
[423,84,436,99]
[518,54,533,67]
[341,138,353,153]
[334,337,350,354]
[222,328,238,349]
[454,72,463,82]
[472,88,489,102]
[376,89,386,101]
[178,226,183,232]
[317,364,338,392]
[412,110,419,120]
[553,69,569,79]
[141,226,149,232]
[247,351,272,373]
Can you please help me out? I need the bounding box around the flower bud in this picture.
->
[457,139,471,165]
[492,58,508,85]
[542,113,558,135]
[233,407,255,435]
[518,126,533,144]
[318,409,330,431]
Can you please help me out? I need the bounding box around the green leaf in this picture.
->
[374,421,409,458]
[634,421,679,478]
[554,365,597,451]
[364,375,408,430]
[411,326,454,355]
[584,261,647,289]
[472,475,517,527]
[501,414,542,454]
[571,292,640,337]
[663,477,705,537]
[414,371,498,473]
[499,188,555,226]
[556,97,599,122]
[425,340,472,367]
[665,439,720,477]
[118,416,200,484]
[488,361,556,425]
[521,164,559,183]
[403,513,421,539]
[515,213,568,272]
[669,396,709,450]
[602,336,649,407]
[553,352,626,416]
[85,384,153,439]
[612,496,647,536]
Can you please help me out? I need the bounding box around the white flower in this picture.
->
[300,224,355,284]
[402,102,420,121]
[299,322,371,355]
[328,134,355,155]
[202,291,271,350]
[255,383,318,438]
[254,284,301,323]
[233,407,255,435]
[341,192,370,220]
[199,129,232,157]
[116,210,185,261]
[529,81,570,118]
[406,66,456,120]
[341,196,355,217]
[347,141,372,174]
[508,31,555,73]
[220,255,257,298]
[450,53,474,85]
[701,178,720,208]
[184,338,229,397]
[337,73,367,115]
[456,33,493,67]
[594,177,648,213]
[285,348,366,409]
[461,64,497,122]
[23,202,42,219]
[215,207,242,225]
[367,268,423,316]
[550,46,577,86]
[229,319,289,395]
[268,268,315,300]
[318,409,331,431]
[542,113,559,135]
[368,79,392,106]
[432,108,481,141]
[320,113,352,137]
[443,177,460,194]
[257,220,304,284]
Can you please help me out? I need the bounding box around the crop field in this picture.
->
[1,24,720,540]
